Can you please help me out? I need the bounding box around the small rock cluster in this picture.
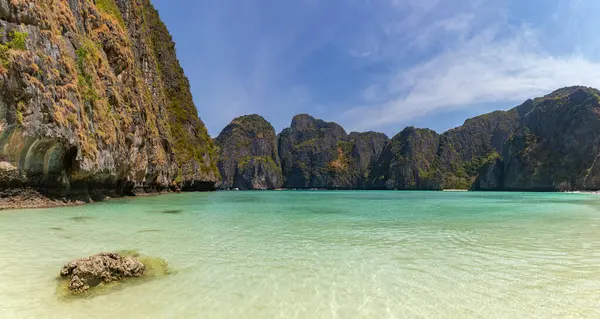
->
[60,252,145,293]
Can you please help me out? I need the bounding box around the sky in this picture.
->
[151,0,600,137]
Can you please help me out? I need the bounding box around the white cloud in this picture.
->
[342,4,600,132]
[161,0,600,135]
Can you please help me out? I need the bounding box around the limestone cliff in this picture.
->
[473,87,600,191]
[348,131,389,180]
[0,0,218,202]
[435,108,521,188]
[367,105,521,190]
[276,115,389,189]
[277,114,354,189]
[215,114,282,190]
[368,127,442,190]
[366,87,600,191]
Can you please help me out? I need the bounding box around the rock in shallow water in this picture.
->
[60,252,145,293]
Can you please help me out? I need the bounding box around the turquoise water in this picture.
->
[1,191,600,318]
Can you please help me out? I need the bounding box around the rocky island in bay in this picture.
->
[212,87,600,192]
[215,114,283,190]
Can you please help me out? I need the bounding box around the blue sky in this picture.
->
[151,0,600,137]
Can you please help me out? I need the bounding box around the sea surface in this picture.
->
[1,191,600,318]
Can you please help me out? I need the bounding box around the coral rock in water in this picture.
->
[60,252,145,293]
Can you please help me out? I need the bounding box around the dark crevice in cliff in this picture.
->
[62,146,79,178]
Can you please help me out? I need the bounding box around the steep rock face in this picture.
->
[0,0,218,200]
[470,158,504,191]
[368,127,442,190]
[211,86,600,192]
[436,109,520,189]
[348,131,389,177]
[215,114,282,190]
[365,110,520,190]
[278,114,360,188]
[474,87,600,191]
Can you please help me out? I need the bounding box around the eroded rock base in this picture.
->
[60,252,145,293]
[57,251,172,297]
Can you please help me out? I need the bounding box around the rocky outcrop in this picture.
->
[220,110,516,190]
[60,252,145,293]
[214,115,389,190]
[0,0,218,206]
[348,131,389,180]
[366,107,521,190]
[364,86,600,191]
[214,87,600,192]
[474,87,600,191]
[215,114,282,189]
[470,158,504,191]
[278,114,360,189]
[368,127,442,190]
[435,108,521,189]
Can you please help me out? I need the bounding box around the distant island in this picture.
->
[0,0,598,209]
[215,86,600,192]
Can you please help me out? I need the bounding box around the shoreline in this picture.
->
[0,189,181,211]
[3,188,598,211]
[562,190,600,195]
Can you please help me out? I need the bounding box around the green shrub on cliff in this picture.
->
[8,31,27,50]
[95,0,126,28]
[75,42,99,103]
[464,152,500,176]
[0,30,28,69]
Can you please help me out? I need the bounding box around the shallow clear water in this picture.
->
[1,191,600,318]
